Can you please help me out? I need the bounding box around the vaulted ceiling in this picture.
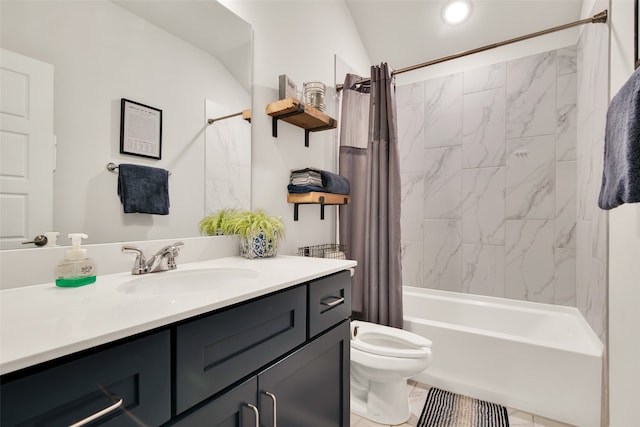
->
[345,0,587,71]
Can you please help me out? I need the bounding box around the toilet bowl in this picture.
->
[350,320,432,425]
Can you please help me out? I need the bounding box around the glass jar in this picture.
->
[303,81,326,112]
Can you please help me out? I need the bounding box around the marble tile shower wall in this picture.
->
[398,47,580,307]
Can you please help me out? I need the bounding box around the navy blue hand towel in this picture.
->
[598,67,640,210]
[287,184,325,193]
[320,170,350,195]
[117,163,170,215]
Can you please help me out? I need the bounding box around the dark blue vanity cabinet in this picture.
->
[0,269,352,427]
[0,331,172,426]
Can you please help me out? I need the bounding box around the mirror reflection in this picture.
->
[0,0,252,249]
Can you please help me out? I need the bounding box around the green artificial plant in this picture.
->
[199,208,238,236]
[226,209,285,242]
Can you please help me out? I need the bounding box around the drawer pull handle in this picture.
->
[68,395,123,427]
[321,296,345,307]
[263,391,277,427]
[244,403,260,427]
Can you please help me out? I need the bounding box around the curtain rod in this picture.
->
[336,10,608,92]
[207,109,252,125]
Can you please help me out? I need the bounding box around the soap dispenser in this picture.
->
[55,233,97,287]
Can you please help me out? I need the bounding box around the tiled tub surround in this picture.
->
[398,39,608,340]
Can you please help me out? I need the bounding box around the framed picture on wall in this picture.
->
[119,98,163,160]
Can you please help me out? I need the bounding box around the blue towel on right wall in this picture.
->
[598,67,640,210]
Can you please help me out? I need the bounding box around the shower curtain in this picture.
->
[339,64,403,327]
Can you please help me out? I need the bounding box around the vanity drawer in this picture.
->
[175,285,306,414]
[0,331,171,427]
[308,270,352,338]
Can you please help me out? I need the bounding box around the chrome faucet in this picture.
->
[122,242,184,275]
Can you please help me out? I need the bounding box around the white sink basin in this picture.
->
[116,267,260,295]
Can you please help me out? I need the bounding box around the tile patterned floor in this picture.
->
[350,381,576,427]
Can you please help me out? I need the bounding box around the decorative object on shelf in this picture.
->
[199,208,239,236]
[303,81,326,112]
[266,97,337,147]
[120,98,163,160]
[298,243,347,260]
[279,74,297,100]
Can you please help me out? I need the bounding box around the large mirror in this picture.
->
[0,0,252,249]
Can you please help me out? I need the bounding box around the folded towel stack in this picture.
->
[291,168,323,186]
[288,167,350,195]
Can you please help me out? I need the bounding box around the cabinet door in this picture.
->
[0,331,171,427]
[258,321,350,427]
[171,377,259,427]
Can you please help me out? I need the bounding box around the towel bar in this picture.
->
[107,162,171,175]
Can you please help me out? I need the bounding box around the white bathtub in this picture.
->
[403,286,603,427]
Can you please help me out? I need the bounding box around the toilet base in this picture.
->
[350,378,411,425]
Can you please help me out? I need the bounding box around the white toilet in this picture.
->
[350,320,433,425]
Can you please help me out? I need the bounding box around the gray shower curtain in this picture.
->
[339,64,403,327]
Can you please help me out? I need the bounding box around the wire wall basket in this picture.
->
[297,244,347,260]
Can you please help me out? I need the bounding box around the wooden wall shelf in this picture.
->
[266,98,337,147]
[287,192,350,221]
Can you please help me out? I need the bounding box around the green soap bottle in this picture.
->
[55,233,97,288]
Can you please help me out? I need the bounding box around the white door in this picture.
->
[0,49,55,249]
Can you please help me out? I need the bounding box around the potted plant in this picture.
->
[227,209,285,259]
[199,208,238,236]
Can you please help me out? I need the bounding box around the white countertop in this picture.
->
[0,255,356,375]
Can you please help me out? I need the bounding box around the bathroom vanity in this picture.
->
[0,256,355,426]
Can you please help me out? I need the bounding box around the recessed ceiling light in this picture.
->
[443,0,471,25]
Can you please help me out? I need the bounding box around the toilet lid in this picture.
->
[351,325,432,359]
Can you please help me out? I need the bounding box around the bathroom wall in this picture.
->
[575,3,609,340]
[608,0,640,423]
[219,0,371,255]
[398,47,580,306]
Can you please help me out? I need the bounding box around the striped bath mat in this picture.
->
[418,387,509,427]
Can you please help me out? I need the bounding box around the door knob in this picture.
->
[21,235,48,247]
